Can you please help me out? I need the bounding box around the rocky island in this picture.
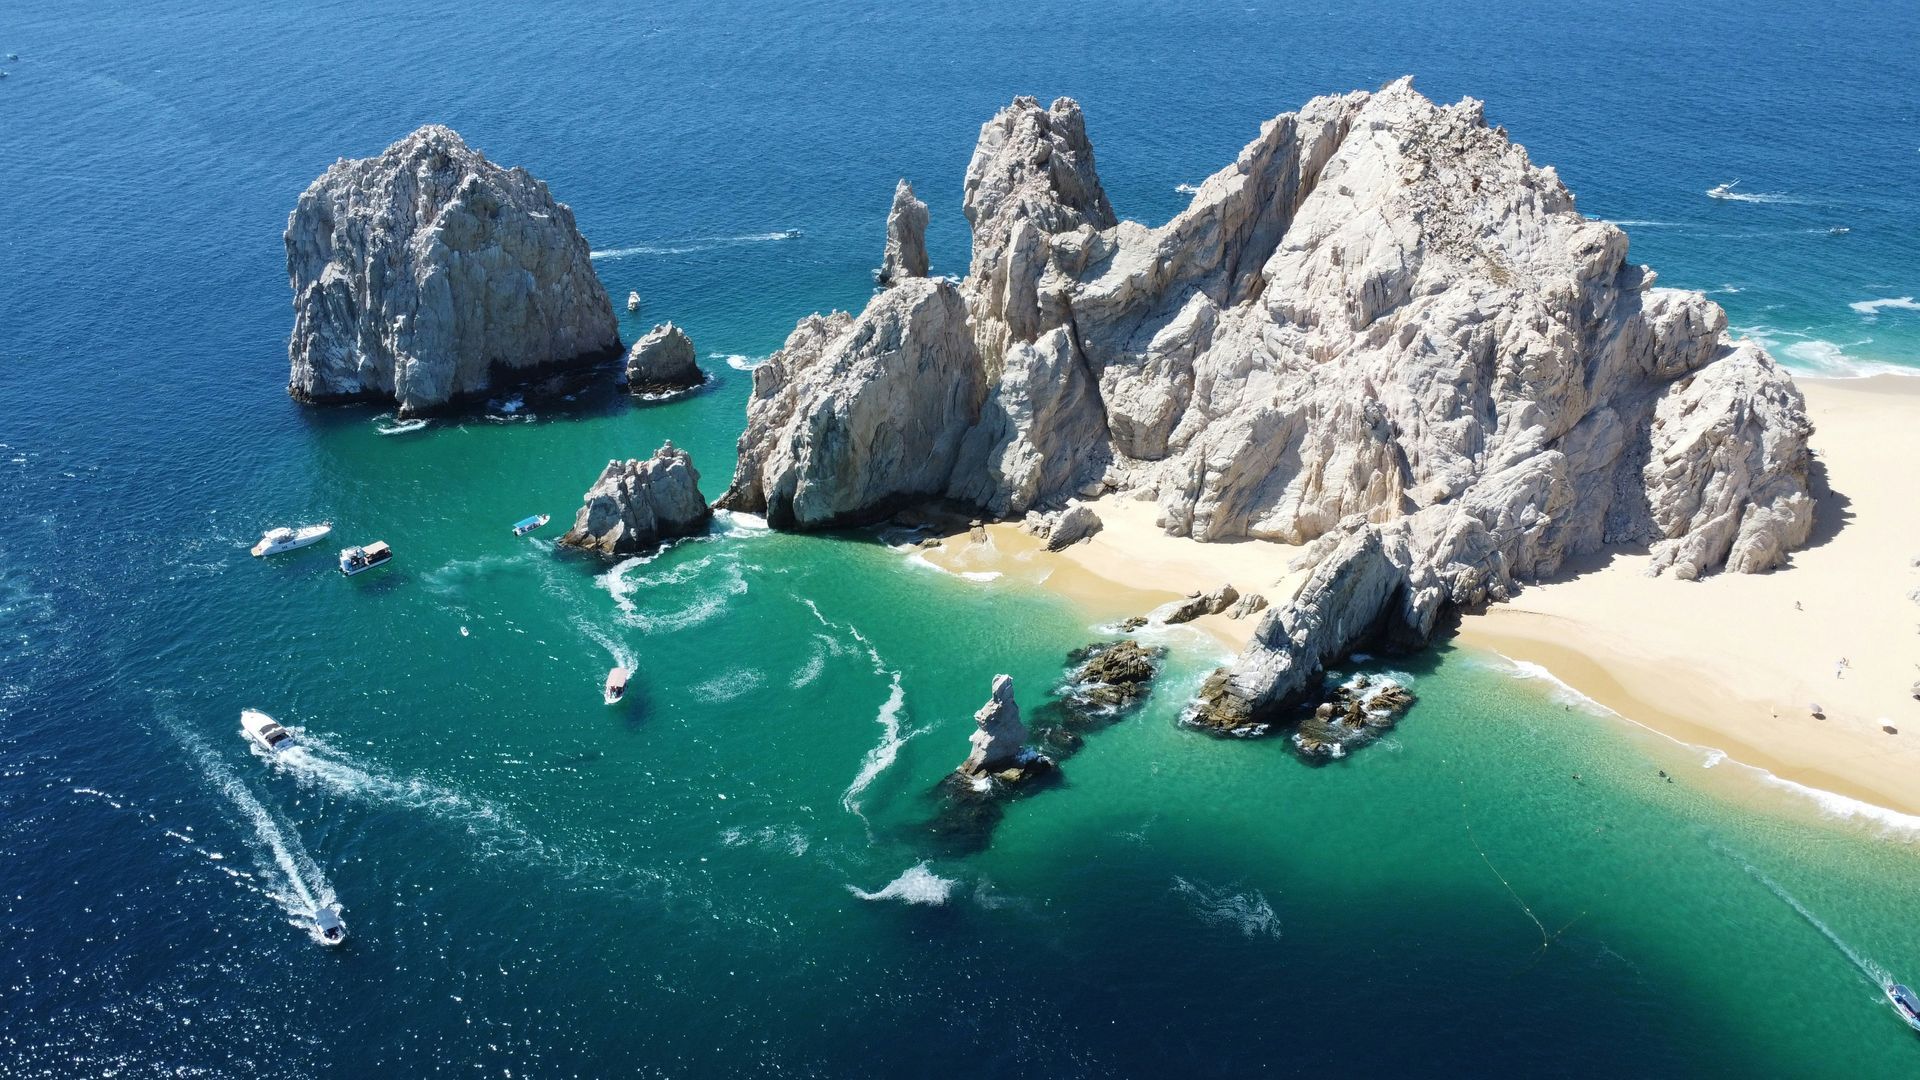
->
[720,78,1814,734]
[285,125,621,416]
[558,441,712,556]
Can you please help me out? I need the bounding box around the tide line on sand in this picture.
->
[1481,651,1920,838]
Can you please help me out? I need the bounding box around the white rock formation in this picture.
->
[1165,583,1240,625]
[957,674,1029,777]
[286,125,620,416]
[876,179,930,286]
[626,322,703,393]
[1022,503,1104,549]
[558,441,711,555]
[722,80,1816,729]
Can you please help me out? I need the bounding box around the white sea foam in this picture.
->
[423,551,539,595]
[606,552,748,632]
[803,599,915,821]
[1170,876,1283,939]
[375,416,430,436]
[1849,296,1920,316]
[591,230,802,260]
[720,825,810,857]
[848,861,956,905]
[1174,182,1202,194]
[720,353,766,371]
[693,668,765,703]
[1602,219,1684,227]
[575,617,636,672]
[712,509,770,535]
[790,634,833,689]
[1708,188,1794,204]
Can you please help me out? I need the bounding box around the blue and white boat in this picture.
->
[1889,984,1920,1032]
[338,541,393,576]
[512,514,550,537]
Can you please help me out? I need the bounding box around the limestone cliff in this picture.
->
[558,442,711,556]
[876,179,930,286]
[721,80,1815,729]
[286,125,620,416]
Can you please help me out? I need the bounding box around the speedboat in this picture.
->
[314,904,347,946]
[627,290,641,311]
[1889,983,1920,1032]
[1707,180,1741,199]
[338,541,393,576]
[251,522,331,557]
[604,666,630,705]
[240,709,296,755]
[512,514,551,537]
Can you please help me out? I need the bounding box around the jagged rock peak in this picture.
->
[726,81,1816,731]
[626,322,704,394]
[876,179,929,286]
[558,441,712,556]
[286,125,620,416]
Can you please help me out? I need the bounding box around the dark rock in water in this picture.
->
[626,321,705,395]
[1119,615,1149,632]
[1060,639,1166,716]
[1290,673,1416,761]
[1187,669,1264,736]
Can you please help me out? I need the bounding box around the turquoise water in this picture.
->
[4,1,1920,1075]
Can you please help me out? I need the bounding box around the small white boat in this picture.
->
[338,541,393,576]
[251,522,331,557]
[627,290,641,312]
[512,514,551,537]
[1829,226,1851,235]
[314,904,347,946]
[1707,180,1741,199]
[1889,983,1920,1032]
[604,666,630,705]
[240,709,297,755]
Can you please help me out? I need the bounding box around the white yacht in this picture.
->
[604,666,630,705]
[251,523,331,557]
[314,904,347,946]
[240,709,296,755]
[627,290,641,311]
[338,541,393,576]
[1706,180,1741,199]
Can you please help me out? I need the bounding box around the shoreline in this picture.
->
[925,374,1920,826]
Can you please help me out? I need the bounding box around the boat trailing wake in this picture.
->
[172,725,339,944]
[847,861,955,905]
[1170,876,1283,939]
[604,550,748,633]
[591,229,802,260]
[575,617,637,673]
[1717,843,1891,989]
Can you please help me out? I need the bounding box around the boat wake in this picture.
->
[173,726,340,945]
[575,617,637,673]
[1719,844,1891,989]
[1170,875,1283,940]
[591,229,802,261]
[847,861,955,905]
[802,599,915,824]
[373,415,430,436]
[606,551,748,633]
[692,667,765,703]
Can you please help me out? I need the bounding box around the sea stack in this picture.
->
[956,674,1035,779]
[558,441,712,556]
[625,322,705,395]
[285,125,620,416]
[876,179,930,286]
[721,79,1816,733]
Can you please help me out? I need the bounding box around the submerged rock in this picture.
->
[1289,673,1416,761]
[1061,639,1166,714]
[286,125,620,416]
[625,322,704,394]
[876,179,930,286]
[722,80,1815,733]
[558,441,712,556]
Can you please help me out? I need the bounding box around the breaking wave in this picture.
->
[848,861,955,905]
[1850,296,1920,316]
[374,416,430,435]
[720,353,766,371]
[1174,182,1201,194]
[1171,876,1283,939]
[591,229,802,260]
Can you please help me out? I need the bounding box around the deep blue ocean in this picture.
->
[5,1,1920,1076]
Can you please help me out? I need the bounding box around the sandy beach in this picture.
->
[927,374,1920,819]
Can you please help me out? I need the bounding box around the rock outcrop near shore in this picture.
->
[721,79,1815,731]
[558,442,711,555]
[286,125,620,416]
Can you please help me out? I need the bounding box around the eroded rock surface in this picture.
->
[876,179,930,286]
[558,441,711,555]
[626,322,704,394]
[723,79,1815,732]
[957,674,1033,778]
[287,125,619,415]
